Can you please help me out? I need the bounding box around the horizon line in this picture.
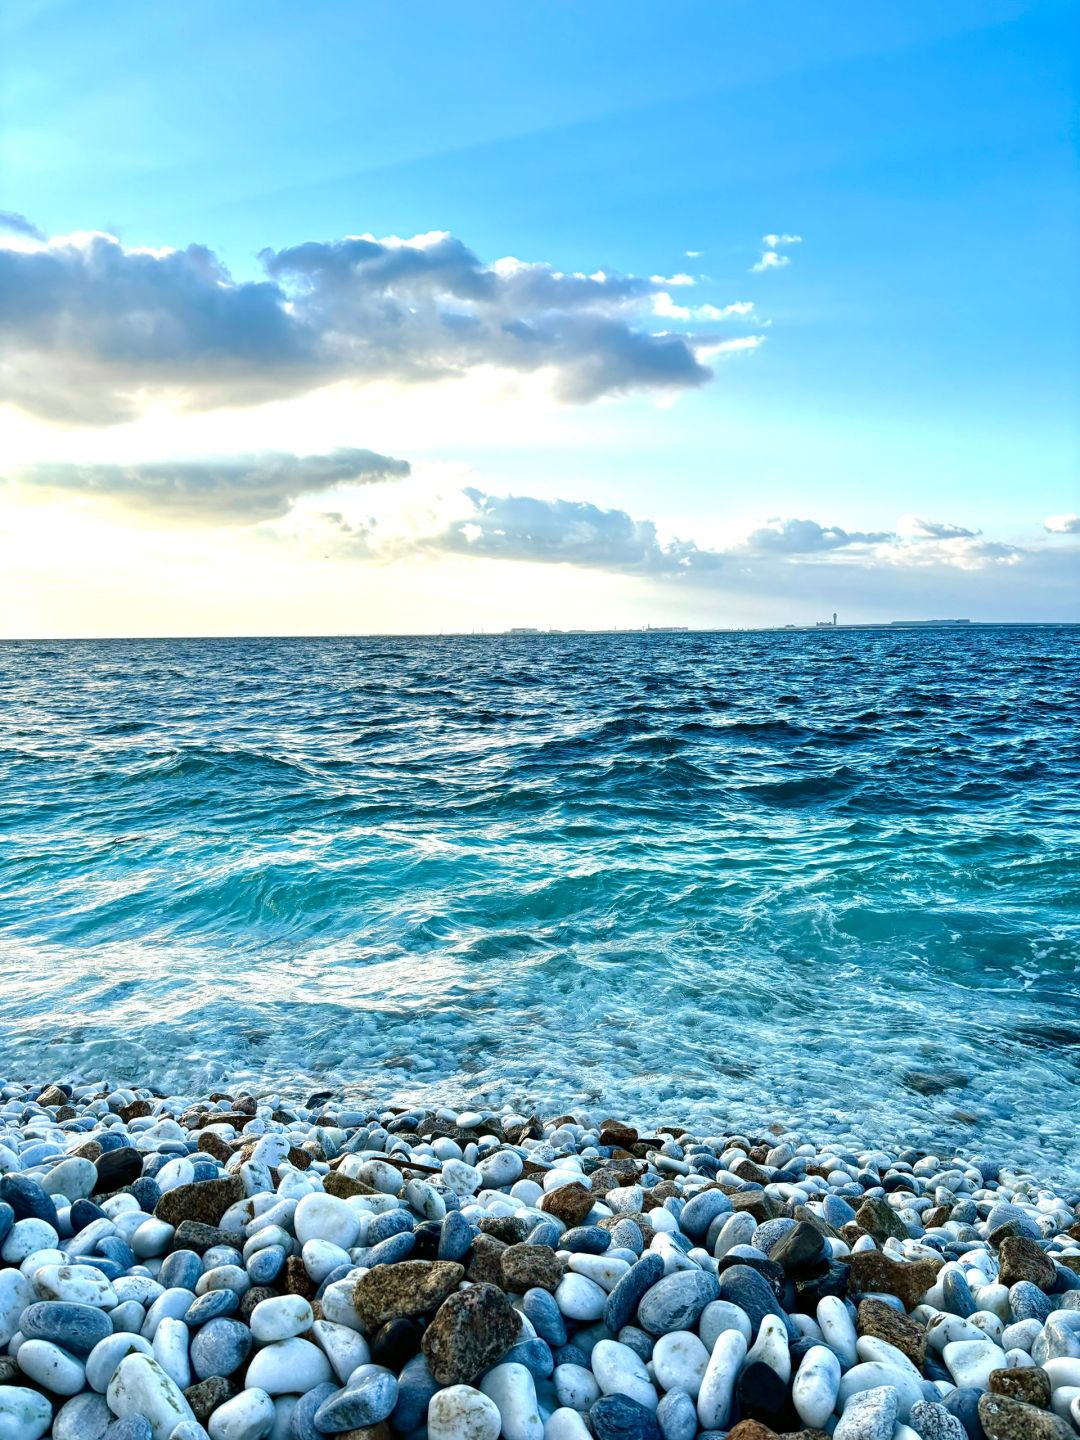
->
[2,619,1079,643]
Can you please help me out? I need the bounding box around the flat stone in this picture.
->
[541,1183,595,1227]
[183,1375,233,1423]
[847,1251,940,1309]
[834,1384,898,1440]
[854,1198,908,1243]
[977,1393,1075,1439]
[467,1233,508,1285]
[422,1283,521,1385]
[501,1243,564,1293]
[154,1176,245,1228]
[987,1365,1052,1407]
[353,1259,464,1332]
[908,1401,968,1440]
[997,1237,1056,1291]
[856,1297,926,1366]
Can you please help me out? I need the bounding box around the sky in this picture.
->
[0,0,1077,635]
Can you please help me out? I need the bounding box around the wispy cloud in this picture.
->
[13,448,410,523]
[0,211,45,242]
[1044,513,1080,534]
[751,232,803,273]
[903,516,979,540]
[0,226,770,424]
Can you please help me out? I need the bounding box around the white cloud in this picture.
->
[693,335,766,361]
[1044,513,1080,534]
[652,293,756,322]
[751,251,791,273]
[752,232,802,273]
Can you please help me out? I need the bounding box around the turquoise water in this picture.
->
[0,629,1077,1175]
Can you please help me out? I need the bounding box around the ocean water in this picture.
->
[0,629,1077,1177]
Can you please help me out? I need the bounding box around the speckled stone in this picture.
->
[353,1260,465,1331]
[421,1283,521,1385]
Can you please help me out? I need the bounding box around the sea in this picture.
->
[0,627,1077,1178]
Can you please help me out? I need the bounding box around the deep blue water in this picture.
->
[0,629,1077,1175]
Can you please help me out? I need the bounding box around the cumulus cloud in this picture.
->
[752,232,802,273]
[880,536,1024,571]
[1044,513,1080,534]
[14,447,410,524]
[740,517,893,553]
[414,488,726,576]
[0,227,772,423]
[321,485,1025,583]
[0,211,45,242]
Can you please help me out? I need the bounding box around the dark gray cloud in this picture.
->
[0,228,720,422]
[0,211,45,241]
[741,517,893,553]
[16,447,409,523]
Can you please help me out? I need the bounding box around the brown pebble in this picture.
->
[197,1132,233,1164]
[539,1182,594,1227]
[323,1171,376,1199]
[466,1233,508,1285]
[977,1392,1074,1438]
[857,1297,926,1367]
[847,1250,941,1309]
[988,1366,1052,1408]
[285,1256,318,1300]
[997,1236,1056,1291]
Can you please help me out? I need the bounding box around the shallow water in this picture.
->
[0,629,1077,1176]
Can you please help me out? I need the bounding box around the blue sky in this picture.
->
[1,0,1077,633]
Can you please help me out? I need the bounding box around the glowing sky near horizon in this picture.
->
[0,0,1076,635]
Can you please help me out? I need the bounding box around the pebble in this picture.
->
[0,1087,1076,1440]
[428,1383,503,1440]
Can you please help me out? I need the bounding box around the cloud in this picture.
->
[902,516,979,540]
[322,485,1027,583]
[740,517,894,553]
[752,232,802,273]
[14,447,410,524]
[653,293,756,322]
[0,226,760,423]
[0,211,45,242]
[880,536,1024,571]
[333,487,726,577]
[1044,513,1080,534]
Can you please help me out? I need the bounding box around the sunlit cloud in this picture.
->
[1044,513,1080,534]
[0,225,776,424]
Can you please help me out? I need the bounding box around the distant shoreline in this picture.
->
[2,621,1080,643]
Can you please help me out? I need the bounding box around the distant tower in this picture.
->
[832,612,837,627]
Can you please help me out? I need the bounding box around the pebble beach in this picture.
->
[1,1083,1079,1440]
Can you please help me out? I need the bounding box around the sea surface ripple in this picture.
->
[0,629,1077,1176]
